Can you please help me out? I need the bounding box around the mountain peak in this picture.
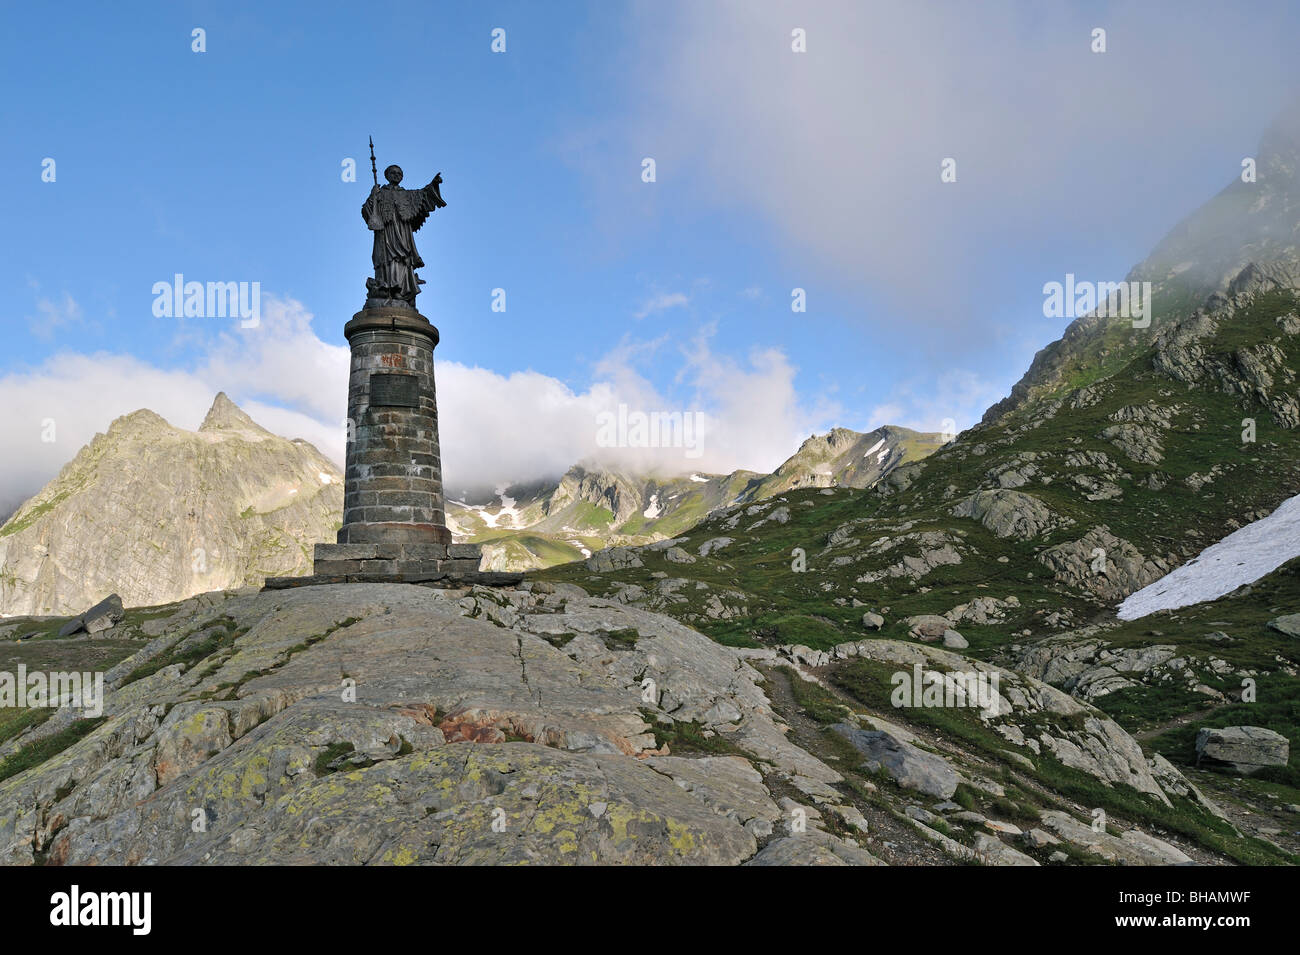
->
[106,408,173,436]
[199,393,267,434]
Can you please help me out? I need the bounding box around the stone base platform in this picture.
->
[311,541,483,577]
[262,569,524,591]
[260,541,524,591]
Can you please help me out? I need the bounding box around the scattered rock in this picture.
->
[941,629,968,649]
[1268,614,1300,638]
[1195,725,1290,775]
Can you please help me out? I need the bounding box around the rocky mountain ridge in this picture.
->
[455,425,945,572]
[0,394,343,617]
[983,103,1300,426]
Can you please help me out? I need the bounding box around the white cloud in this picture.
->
[621,1,1298,332]
[633,291,689,319]
[0,297,837,514]
[865,370,1006,437]
[0,353,225,519]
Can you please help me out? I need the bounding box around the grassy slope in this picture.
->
[541,290,1300,652]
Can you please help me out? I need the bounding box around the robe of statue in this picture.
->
[363,176,446,303]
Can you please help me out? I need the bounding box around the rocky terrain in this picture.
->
[0,395,343,618]
[0,579,1257,865]
[452,425,944,572]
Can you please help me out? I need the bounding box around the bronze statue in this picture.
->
[363,140,446,307]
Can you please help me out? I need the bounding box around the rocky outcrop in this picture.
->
[853,531,964,584]
[951,489,1070,540]
[1016,632,1244,704]
[1037,810,1192,865]
[811,639,1181,805]
[0,582,879,866]
[1038,526,1169,602]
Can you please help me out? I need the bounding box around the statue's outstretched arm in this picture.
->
[425,173,447,210]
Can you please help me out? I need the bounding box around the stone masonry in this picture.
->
[267,305,520,589]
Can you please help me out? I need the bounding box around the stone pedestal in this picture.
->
[266,304,520,590]
[336,305,450,544]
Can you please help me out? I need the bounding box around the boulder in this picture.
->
[904,614,951,642]
[584,546,644,573]
[831,723,959,798]
[861,611,885,630]
[57,593,125,636]
[1038,526,1168,601]
[1195,726,1290,775]
[84,594,126,634]
[1267,614,1300,638]
[941,629,968,649]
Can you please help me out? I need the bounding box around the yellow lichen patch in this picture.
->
[380,845,419,866]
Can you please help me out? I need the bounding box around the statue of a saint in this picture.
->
[363,163,446,306]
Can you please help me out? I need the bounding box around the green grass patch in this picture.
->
[0,716,107,784]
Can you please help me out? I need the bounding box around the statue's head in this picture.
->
[384,165,403,185]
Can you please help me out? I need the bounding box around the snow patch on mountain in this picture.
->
[1117,491,1300,619]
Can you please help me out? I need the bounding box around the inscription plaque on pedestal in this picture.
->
[369,373,420,408]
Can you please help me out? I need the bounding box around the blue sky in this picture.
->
[2,0,1299,508]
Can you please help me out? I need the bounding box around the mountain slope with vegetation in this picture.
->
[537,111,1300,861]
[452,425,944,572]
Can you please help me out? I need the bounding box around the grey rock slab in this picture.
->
[831,723,959,799]
[746,832,883,866]
[1038,810,1192,865]
[1268,613,1300,638]
[643,755,781,830]
[1196,725,1289,774]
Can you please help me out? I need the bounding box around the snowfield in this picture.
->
[1117,491,1300,620]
